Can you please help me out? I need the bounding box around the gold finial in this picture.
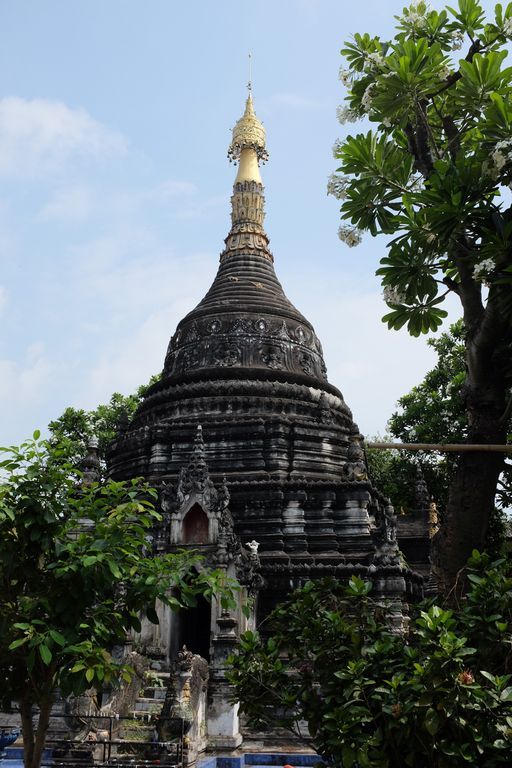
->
[248,53,252,94]
[227,80,268,167]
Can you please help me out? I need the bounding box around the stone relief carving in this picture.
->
[317,392,332,424]
[212,343,241,367]
[298,351,314,375]
[373,502,401,566]
[277,320,290,340]
[181,346,201,370]
[163,309,330,381]
[414,467,431,510]
[186,322,199,342]
[231,318,251,335]
[260,345,285,370]
[345,434,368,481]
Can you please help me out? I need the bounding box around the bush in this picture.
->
[229,552,512,767]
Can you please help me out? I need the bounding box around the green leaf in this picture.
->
[85,668,95,683]
[39,644,52,665]
[424,707,440,736]
[49,630,67,646]
[107,560,122,579]
[8,637,29,650]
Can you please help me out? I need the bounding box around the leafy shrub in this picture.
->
[229,552,512,767]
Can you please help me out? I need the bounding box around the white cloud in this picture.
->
[72,232,215,315]
[39,185,93,221]
[82,306,178,405]
[0,97,127,178]
[77,248,214,407]
[0,343,52,404]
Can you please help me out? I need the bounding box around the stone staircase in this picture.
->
[117,671,168,744]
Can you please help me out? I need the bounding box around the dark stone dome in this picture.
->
[163,181,327,387]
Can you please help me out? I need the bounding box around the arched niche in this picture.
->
[182,503,209,544]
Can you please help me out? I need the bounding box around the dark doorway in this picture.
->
[177,594,211,661]
[182,503,209,544]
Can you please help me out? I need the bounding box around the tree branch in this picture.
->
[430,39,482,97]
[442,275,461,295]
[442,115,461,160]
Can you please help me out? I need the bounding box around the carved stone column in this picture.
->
[207,611,242,749]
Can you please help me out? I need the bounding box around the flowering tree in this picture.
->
[330,0,512,590]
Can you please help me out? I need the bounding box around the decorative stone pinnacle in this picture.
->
[81,436,101,485]
[193,424,205,453]
[187,424,208,479]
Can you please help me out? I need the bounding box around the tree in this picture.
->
[330,0,512,589]
[48,374,160,464]
[0,434,234,768]
[229,552,512,768]
[367,320,512,524]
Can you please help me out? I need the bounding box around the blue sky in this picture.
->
[0,0,500,445]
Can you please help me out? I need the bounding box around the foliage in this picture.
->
[229,552,512,768]
[333,0,512,337]
[48,374,161,463]
[366,319,511,553]
[388,318,512,510]
[332,1,512,585]
[365,320,468,513]
[0,434,235,768]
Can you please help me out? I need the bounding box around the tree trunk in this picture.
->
[19,698,34,768]
[432,371,506,593]
[31,697,53,768]
[19,695,54,768]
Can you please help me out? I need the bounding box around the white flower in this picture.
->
[332,138,344,158]
[338,67,352,86]
[398,1,430,29]
[382,116,392,128]
[473,258,495,281]
[492,150,507,170]
[438,65,451,81]
[490,140,512,173]
[327,173,351,199]
[481,159,499,180]
[336,105,358,125]
[503,17,512,36]
[338,225,363,247]
[361,82,376,113]
[365,52,385,70]
[383,285,407,304]
[495,139,512,151]
[450,30,464,50]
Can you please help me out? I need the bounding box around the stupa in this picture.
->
[107,88,422,747]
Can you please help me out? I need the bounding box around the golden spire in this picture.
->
[228,72,268,184]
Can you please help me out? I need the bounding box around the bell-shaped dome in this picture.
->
[163,95,328,387]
